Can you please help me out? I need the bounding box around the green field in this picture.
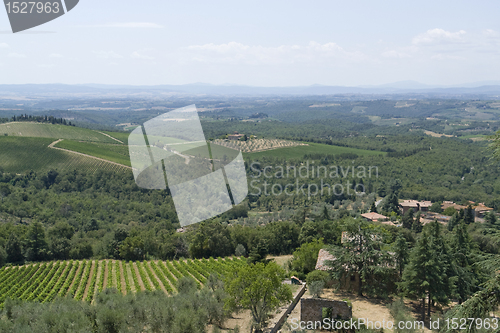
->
[246,142,384,159]
[101,130,130,144]
[0,137,130,174]
[55,140,131,167]
[0,257,245,306]
[0,123,117,143]
[459,134,488,140]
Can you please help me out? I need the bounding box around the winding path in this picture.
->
[48,139,131,169]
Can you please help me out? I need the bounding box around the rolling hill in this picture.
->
[0,122,118,143]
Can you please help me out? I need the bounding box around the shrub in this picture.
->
[234,244,246,257]
[309,281,324,298]
[306,270,330,285]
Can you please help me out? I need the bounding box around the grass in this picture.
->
[0,137,130,174]
[55,140,131,167]
[0,123,119,143]
[459,134,488,140]
[101,131,130,144]
[246,142,384,159]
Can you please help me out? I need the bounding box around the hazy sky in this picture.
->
[1,0,500,86]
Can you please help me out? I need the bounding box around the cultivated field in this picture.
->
[213,138,307,153]
[0,137,130,174]
[247,142,384,159]
[54,140,131,167]
[0,257,245,306]
[0,123,117,143]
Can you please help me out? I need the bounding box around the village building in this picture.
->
[472,202,494,218]
[399,200,432,215]
[360,212,388,222]
[228,131,245,140]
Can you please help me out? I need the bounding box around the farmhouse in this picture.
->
[472,202,493,218]
[228,131,245,140]
[361,212,388,222]
[399,200,432,215]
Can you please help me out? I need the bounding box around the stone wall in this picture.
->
[300,298,352,323]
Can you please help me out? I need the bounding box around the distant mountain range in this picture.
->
[1,81,500,97]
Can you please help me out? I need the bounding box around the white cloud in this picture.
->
[0,43,9,49]
[8,52,27,58]
[381,50,411,58]
[412,28,466,45]
[483,29,500,38]
[131,51,154,60]
[182,41,367,65]
[49,53,63,58]
[83,22,163,28]
[92,51,123,59]
[431,54,465,60]
[38,64,55,68]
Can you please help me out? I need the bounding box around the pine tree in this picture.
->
[447,211,460,231]
[319,205,330,220]
[25,221,49,261]
[370,202,377,213]
[394,234,409,278]
[401,229,433,321]
[6,233,23,263]
[412,211,422,233]
[402,221,452,321]
[450,221,477,304]
[401,208,414,229]
[327,218,392,296]
[464,205,474,224]
[427,221,453,313]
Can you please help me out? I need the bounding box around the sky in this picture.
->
[0,0,500,87]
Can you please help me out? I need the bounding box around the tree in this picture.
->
[0,247,6,268]
[464,205,474,224]
[119,236,145,261]
[247,239,269,264]
[450,222,477,304]
[289,239,324,280]
[189,221,234,258]
[393,234,409,278]
[381,192,400,215]
[319,205,330,220]
[6,233,24,263]
[326,218,393,296]
[429,202,442,213]
[447,212,460,231]
[25,221,49,261]
[235,244,246,257]
[224,262,292,333]
[401,208,414,229]
[484,211,498,229]
[440,256,500,333]
[412,211,422,233]
[370,202,377,213]
[401,221,452,321]
[0,183,10,202]
[309,281,325,298]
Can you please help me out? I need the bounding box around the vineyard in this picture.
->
[0,257,245,306]
[0,123,118,143]
[54,140,131,167]
[0,137,131,174]
[212,138,307,153]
